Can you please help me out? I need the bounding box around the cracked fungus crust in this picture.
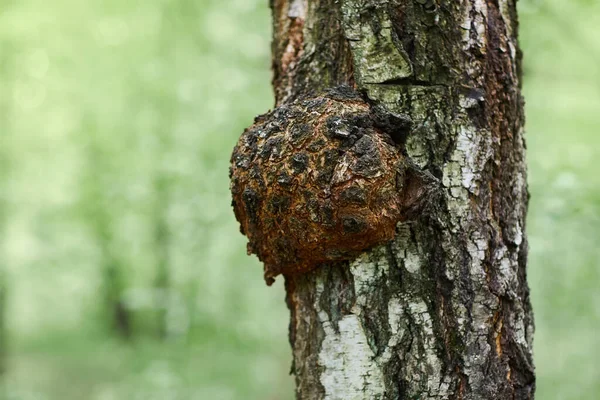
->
[230,90,413,285]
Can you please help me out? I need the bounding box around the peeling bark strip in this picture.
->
[267,0,534,399]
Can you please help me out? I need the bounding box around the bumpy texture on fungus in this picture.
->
[230,88,422,285]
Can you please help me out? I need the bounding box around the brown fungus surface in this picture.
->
[230,89,419,285]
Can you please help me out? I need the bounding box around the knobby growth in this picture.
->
[230,87,435,284]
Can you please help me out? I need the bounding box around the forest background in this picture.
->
[0,0,598,399]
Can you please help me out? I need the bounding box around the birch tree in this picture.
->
[231,0,535,398]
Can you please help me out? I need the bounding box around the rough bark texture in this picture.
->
[269,0,535,399]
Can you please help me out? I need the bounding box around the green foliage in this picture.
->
[0,0,597,399]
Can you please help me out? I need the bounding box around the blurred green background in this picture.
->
[0,0,597,399]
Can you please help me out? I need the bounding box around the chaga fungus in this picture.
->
[230,89,419,285]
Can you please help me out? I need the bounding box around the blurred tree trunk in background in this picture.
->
[0,38,11,376]
[153,173,171,339]
[271,0,536,398]
[81,118,132,340]
[152,2,178,339]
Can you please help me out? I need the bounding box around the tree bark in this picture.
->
[270,0,535,399]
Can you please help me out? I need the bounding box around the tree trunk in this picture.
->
[151,1,178,339]
[0,37,13,376]
[153,173,171,339]
[80,116,132,339]
[270,0,535,399]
